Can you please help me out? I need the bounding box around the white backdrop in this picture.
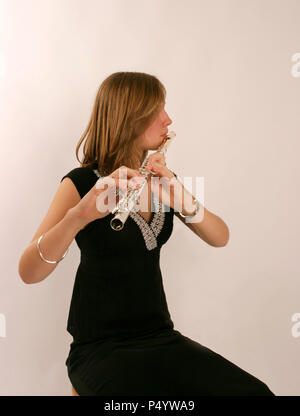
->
[0,0,299,396]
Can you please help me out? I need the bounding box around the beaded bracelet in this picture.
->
[36,234,69,264]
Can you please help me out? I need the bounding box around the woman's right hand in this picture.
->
[70,166,144,230]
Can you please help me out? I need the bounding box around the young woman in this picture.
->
[18,72,275,396]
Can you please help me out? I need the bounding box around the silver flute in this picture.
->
[110,131,176,231]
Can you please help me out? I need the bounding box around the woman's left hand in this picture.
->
[144,151,197,215]
[144,152,178,209]
[145,152,174,180]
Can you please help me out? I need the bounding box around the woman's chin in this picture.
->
[141,138,164,151]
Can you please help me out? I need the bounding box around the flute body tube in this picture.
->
[110,131,176,231]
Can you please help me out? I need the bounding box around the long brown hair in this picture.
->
[75,72,166,176]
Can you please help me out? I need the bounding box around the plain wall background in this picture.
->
[0,0,299,395]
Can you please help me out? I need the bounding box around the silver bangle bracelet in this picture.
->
[36,233,69,264]
[170,171,200,220]
[178,198,200,220]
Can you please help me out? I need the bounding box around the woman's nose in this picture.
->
[165,112,172,126]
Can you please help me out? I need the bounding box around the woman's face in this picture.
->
[138,105,173,151]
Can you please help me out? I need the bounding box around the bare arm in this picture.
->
[175,207,230,247]
[18,208,86,284]
[172,178,230,247]
[18,177,87,284]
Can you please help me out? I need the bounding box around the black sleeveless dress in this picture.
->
[60,164,275,396]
